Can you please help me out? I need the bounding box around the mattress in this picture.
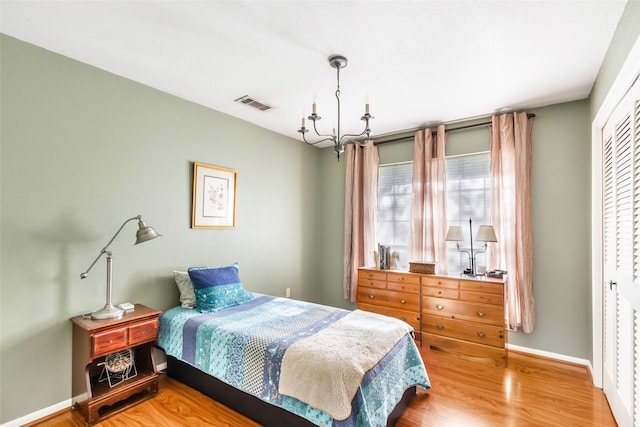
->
[158,294,430,426]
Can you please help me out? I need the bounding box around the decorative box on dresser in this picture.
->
[71,304,161,425]
[357,268,422,343]
[422,275,506,366]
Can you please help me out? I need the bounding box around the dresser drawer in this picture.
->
[358,287,419,312]
[359,270,387,281]
[423,286,459,299]
[422,276,459,289]
[92,327,127,358]
[358,303,420,332]
[387,272,420,285]
[422,296,503,325]
[387,281,419,294]
[460,290,503,305]
[459,280,503,295]
[422,314,505,347]
[358,277,387,289]
[129,319,158,346]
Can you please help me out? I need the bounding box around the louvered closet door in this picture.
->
[602,76,640,427]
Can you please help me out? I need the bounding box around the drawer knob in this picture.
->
[477,311,486,317]
[436,304,444,311]
[477,331,486,338]
[399,277,405,281]
[436,324,444,330]
[368,294,375,300]
[400,299,407,304]
[399,316,407,321]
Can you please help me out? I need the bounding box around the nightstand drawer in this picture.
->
[92,327,127,358]
[422,314,504,347]
[129,319,158,346]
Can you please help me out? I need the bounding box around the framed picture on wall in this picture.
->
[192,162,237,228]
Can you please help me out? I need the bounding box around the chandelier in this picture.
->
[297,55,373,161]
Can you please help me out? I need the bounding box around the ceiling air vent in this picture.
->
[234,95,272,112]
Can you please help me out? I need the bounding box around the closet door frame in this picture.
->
[592,35,640,389]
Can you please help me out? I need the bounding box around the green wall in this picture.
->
[0,35,320,423]
[1,1,639,422]
[590,0,640,121]
[317,101,593,359]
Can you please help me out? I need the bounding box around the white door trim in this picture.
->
[591,34,640,389]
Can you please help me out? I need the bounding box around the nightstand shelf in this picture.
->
[71,304,161,425]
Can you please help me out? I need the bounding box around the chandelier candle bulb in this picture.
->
[312,102,316,114]
[366,103,370,114]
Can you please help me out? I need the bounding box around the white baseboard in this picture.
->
[0,399,72,427]
[1,361,168,427]
[507,343,595,383]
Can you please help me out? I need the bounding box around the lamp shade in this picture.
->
[445,226,464,241]
[135,218,161,244]
[476,225,498,242]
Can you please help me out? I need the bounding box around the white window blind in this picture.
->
[446,153,491,273]
[376,152,491,273]
[377,162,413,269]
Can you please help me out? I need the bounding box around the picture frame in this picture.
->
[192,162,237,228]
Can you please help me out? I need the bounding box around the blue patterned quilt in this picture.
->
[158,294,431,427]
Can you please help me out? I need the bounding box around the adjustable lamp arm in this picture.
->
[79,214,160,320]
[80,215,142,279]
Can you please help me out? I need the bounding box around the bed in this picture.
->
[158,265,431,427]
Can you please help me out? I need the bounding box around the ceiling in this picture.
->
[1,1,628,147]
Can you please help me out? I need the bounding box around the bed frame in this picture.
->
[166,355,416,427]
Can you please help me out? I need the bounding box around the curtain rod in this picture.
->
[374,113,536,146]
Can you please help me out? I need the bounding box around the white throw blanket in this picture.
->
[278,309,413,420]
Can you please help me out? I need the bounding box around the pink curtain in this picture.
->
[488,112,534,333]
[343,143,379,302]
[408,125,448,273]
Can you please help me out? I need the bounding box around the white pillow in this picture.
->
[173,270,196,308]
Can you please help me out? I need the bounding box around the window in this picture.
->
[376,152,491,273]
[445,153,491,273]
[377,162,413,269]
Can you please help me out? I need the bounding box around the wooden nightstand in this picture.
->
[71,304,161,425]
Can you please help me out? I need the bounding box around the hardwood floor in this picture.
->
[29,347,616,427]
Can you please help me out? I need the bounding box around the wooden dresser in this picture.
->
[357,268,422,342]
[357,267,506,366]
[422,275,506,366]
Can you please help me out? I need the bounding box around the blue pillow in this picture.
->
[188,264,254,313]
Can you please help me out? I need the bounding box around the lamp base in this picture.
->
[91,304,124,320]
